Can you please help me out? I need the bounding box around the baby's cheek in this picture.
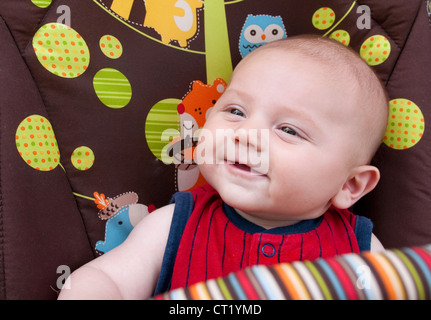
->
[198,163,217,189]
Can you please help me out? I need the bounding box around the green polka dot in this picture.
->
[312,7,335,30]
[360,35,391,66]
[329,30,350,46]
[16,115,60,171]
[32,23,90,78]
[71,146,95,170]
[100,35,123,59]
[383,99,425,150]
[145,99,181,162]
[31,0,52,8]
[93,68,132,109]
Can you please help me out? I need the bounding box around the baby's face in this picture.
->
[198,49,364,226]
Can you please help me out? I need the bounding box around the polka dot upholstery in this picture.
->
[33,23,90,78]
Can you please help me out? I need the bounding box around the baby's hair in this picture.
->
[245,35,389,164]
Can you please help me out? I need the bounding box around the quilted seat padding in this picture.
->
[0,16,94,299]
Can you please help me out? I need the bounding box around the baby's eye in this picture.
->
[281,126,298,136]
[229,108,245,117]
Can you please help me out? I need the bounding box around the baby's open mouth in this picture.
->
[228,161,267,176]
[232,162,251,172]
[224,157,268,176]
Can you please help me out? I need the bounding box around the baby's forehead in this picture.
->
[244,46,352,86]
[260,50,374,123]
[236,52,363,127]
[251,47,359,95]
[239,38,388,159]
[238,39,384,109]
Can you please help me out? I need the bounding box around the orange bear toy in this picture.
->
[175,78,227,191]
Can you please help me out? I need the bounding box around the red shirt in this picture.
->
[154,184,372,294]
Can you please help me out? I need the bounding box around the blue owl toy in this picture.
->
[239,14,287,58]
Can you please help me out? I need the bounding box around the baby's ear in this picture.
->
[331,166,380,209]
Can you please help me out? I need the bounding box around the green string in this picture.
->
[323,0,357,37]
[73,192,96,201]
[58,163,96,201]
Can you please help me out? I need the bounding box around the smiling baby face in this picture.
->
[197,36,388,227]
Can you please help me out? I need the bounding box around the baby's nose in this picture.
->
[234,128,263,152]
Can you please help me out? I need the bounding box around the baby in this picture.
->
[59,35,388,300]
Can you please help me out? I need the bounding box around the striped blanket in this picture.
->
[154,245,431,300]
